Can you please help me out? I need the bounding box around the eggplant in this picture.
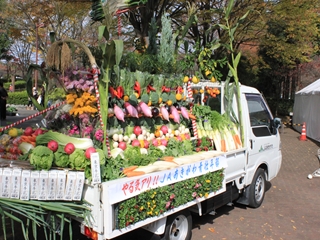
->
[173,103,181,111]
[151,107,160,117]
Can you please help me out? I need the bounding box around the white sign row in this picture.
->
[0,168,85,201]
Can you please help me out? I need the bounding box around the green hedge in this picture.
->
[4,80,27,91]
[7,91,29,105]
[266,98,294,116]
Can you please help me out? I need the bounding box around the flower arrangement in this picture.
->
[44,68,102,147]
[116,169,224,229]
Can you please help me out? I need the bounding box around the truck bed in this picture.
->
[81,150,234,239]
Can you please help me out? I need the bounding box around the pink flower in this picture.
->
[192,192,197,198]
[84,126,93,134]
[95,129,104,142]
[169,194,175,200]
[165,201,171,209]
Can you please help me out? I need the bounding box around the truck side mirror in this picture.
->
[270,118,281,134]
[274,118,281,128]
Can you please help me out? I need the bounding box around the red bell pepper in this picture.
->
[147,84,156,93]
[134,81,141,96]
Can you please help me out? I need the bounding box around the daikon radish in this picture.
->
[139,101,152,117]
[114,105,125,122]
[124,102,139,118]
[180,106,190,120]
[160,106,170,121]
[132,161,177,174]
[170,106,180,123]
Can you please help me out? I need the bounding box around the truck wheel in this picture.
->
[248,168,266,208]
[160,210,192,240]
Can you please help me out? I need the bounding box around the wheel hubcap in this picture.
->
[255,175,264,202]
[168,215,188,240]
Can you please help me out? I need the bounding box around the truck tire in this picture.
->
[248,168,266,208]
[160,210,192,240]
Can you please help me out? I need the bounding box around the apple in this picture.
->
[133,126,142,136]
[64,143,75,155]
[118,141,127,151]
[85,147,97,159]
[160,139,168,147]
[152,138,159,147]
[160,125,168,135]
[131,139,141,147]
[143,140,149,149]
[47,140,59,152]
[184,133,191,140]
[34,128,44,136]
[176,135,182,141]
[24,127,34,136]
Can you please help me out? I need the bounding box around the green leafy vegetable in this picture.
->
[29,146,54,170]
[53,146,70,168]
[164,139,194,157]
[96,148,106,165]
[69,149,89,170]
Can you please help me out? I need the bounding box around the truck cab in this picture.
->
[190,81,282,207]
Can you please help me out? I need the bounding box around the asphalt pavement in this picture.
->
[0,106,44,129]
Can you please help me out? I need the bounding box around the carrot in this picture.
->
[123,166,139,174]
[188,113,196,120]
[162,156,175,162]
[125,171,145,177]
[233,135,242,148]
[30,135,37,142]
[221,139,226,152]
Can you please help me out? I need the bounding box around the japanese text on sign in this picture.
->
[108,156,225,205]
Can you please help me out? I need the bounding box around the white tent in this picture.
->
[293,79,320,141]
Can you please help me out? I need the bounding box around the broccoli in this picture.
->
[53,146,70,168]
[69,149,89,170]
[29,146,54,170]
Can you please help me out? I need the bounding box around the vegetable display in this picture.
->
[0,1,248,239]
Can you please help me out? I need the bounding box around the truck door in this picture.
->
[245,93,281,181]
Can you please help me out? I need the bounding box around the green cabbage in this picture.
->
[69,149,89,170]
[29,146,54,170]
[53,146,70,168]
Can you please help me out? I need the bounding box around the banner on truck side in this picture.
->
[106,156,227,204]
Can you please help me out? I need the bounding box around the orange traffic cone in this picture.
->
[300,122,307,141]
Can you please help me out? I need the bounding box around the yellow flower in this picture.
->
[205,179,211,183]
[140,206,144,211]
[205,192,209,198]
[8,128,18,137]
[66,93,77,104]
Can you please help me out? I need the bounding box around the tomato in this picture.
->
[64,143,75,155]
[85,147,97,159]
[47,140,59,152]
[24,127,34,136]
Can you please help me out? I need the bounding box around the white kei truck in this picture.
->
[77,82,282,240]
